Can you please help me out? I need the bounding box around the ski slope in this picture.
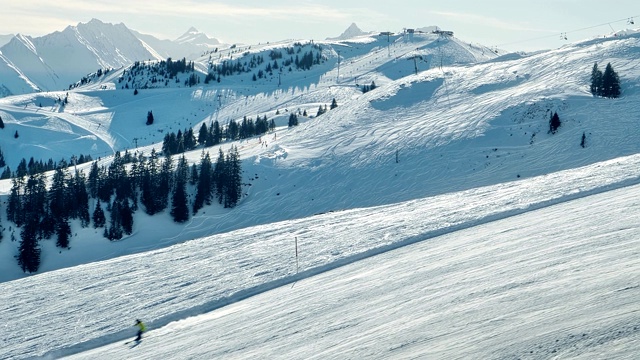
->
[2,154,640,359]
[65,183,640,359]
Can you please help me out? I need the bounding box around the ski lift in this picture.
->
[628,17,635,25]
[560,32,568,40]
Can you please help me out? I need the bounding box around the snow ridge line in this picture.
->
[34,176,640,360]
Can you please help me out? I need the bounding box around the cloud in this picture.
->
[429,10,555,34]
[8,0,348,21]
[2,0,353,37]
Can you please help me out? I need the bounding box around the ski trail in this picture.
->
[35,164,640,359]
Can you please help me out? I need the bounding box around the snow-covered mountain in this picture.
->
[0,19,160,95]
[131,27,224,60]
[1,31,495,169]
[175,26,221,47]
[1,21,640,359]
[327,22,373,40]
[0,19,223,97]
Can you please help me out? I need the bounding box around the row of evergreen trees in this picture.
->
[0,153,93,180]
[118,58,197,89]
[69,67,113,90]
[207,43,325,84]
[162,116,276,157]
[8,147,243,273]
[361,81,377,94]
[590,62,621,98]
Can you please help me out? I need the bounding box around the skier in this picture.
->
[134,319,146,342]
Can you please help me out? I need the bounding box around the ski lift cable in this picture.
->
[495,14,640,48]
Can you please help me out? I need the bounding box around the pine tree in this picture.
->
[156,155,173,212]
[213,148,226,204]
[549,112,561,134]
[198,123,208,146]
[175,155,189,184]
[141,149,161,215]
[23,174,47,226]
[18,218,41,273]
[110,151,133,203]
[39,212,56,240]
[129,156,142,199]
[171,156,190,223]
[189,163,199,186]
[16,159,27,178]
[0,115,4,129]
[590,62,602,96]
[193,151,213,213]
[162,133,176,155]
[146,110,154,125]
[55,218,72,248]
[24,173,50,240]
[601,62,621,98]
[183,128,196,150]
[49,167,69,220]
[223,146,242,208]
[211,121,222,145]
[119,200,134,235]
[288,113,299,127]
[1,166,10,179]
[227,120,239,140]
[105,200,123,240]
[70,169,91,227]
[87,161,100,199]
[7,177,24,226]
[92,202,106,228]
[330,98,338,110]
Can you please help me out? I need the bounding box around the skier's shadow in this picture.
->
[126,340,142,348]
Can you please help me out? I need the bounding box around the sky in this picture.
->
[0,0,638,52]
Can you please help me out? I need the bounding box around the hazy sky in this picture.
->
[1,0,638,51]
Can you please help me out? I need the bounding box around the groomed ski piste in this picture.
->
[0,29,640,359]
[3,157,640,359]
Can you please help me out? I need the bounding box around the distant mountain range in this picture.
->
[0,20,439,98]
[0,19,223,97]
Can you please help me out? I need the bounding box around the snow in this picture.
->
[174,27,221,47]
[2,160,640,359]
[0,23,639,359]
[0,19,161,95]
[131,29,226,61]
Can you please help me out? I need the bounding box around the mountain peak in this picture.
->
[346,23,361,31]
[175,27,220,47]
[328,23,370,40]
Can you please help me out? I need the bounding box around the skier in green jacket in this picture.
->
[134,319,146,342]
